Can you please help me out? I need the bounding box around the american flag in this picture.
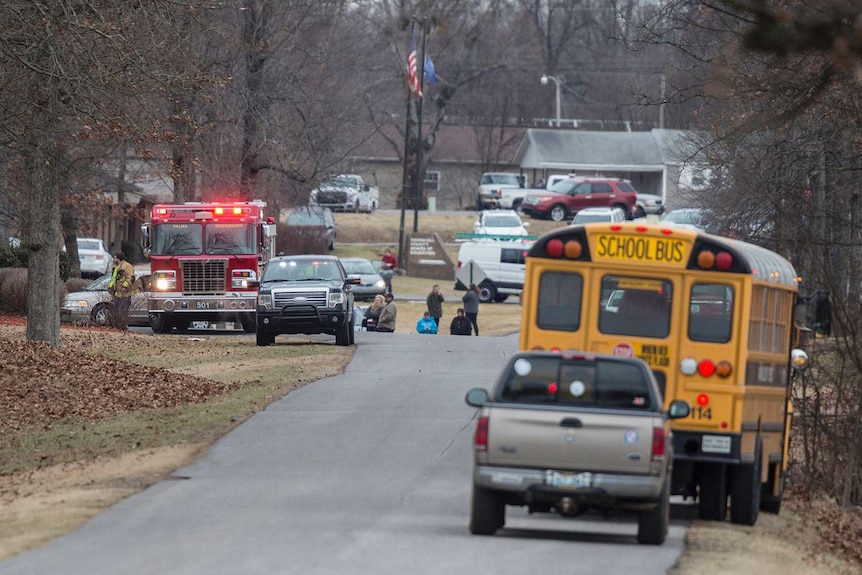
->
[407,20,422,97]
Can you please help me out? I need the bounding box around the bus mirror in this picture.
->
[667,400,691,420]
[791,349,809,372]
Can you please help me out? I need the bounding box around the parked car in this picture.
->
[472,209,530,238]
[520,177,637,222]
[660,207,707,230]
[570,206,627,225]
[285,206,337,251]
[339,257,386,301]
[77,237,113,278]
[635,192,665,218]
[60,273,152,327]
[465,350,690,544]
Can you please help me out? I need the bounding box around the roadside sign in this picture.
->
[455,260,487,288]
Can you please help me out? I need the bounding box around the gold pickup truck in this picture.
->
[465,350,690,545]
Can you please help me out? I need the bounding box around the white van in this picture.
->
[454,240,532,303]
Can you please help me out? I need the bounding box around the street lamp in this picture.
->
[540,74,562,128]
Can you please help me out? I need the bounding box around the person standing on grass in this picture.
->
[426,284,444,331]
[380,248,398,295]
[376,293,397,332]
[108,252,136,330]
[462,283,480,336]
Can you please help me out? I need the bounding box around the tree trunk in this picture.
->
[23,134,63,348]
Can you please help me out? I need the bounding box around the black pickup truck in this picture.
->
[465,350,690,544]
[251,254,358,347]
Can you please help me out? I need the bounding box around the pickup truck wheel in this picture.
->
[637,477,670,545]
[335,319,351,346]
[469,484,504,535]
[91,303,112,327]
[729,440,762,525]
[478,282,496,303]
[256,329,274,346]
[240,316,256,333]
[348,318,355,344]
[549,204,568,222]
[697,462,728,521]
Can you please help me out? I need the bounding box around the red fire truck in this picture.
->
[140,200,276,333]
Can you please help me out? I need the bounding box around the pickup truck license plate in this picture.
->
[546,471,592,489]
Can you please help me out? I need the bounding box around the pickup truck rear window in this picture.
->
[497,356,655,410]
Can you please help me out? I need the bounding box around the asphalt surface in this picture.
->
[0,333,690,575]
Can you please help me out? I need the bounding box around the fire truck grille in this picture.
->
[182,259,227,295]
[272,289,328,308]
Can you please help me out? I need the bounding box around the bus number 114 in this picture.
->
[690,407,713,420]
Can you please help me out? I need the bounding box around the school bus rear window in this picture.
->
[688,283,734,343]
[537,272,582,331]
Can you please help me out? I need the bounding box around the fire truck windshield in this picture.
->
[205,223,258,255]
[153,224,203,256]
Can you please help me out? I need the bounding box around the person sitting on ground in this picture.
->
[449,308,472,336]
[376,293,397,333]
[363,294,385,331]
[416,310,438,334]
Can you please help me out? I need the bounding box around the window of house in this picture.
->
[424,171,440,192]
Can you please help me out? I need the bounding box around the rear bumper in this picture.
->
[473,465,664,501]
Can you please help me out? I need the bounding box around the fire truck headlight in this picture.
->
[258,294,272,309]
[154,270,177,291]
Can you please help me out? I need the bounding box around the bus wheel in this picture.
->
[478,282,497,303]
[697,462,728,521]
[549,204,568,222]
[493,294,509,303]
[730,442,762,525]
[760,463,783,514]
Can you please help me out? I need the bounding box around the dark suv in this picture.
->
[251,255,358,346]
[520,177,638,222]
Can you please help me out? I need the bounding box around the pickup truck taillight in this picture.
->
[474,415,489,452]
[651,427,666,461]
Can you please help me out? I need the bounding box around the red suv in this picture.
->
[520,177,638,222]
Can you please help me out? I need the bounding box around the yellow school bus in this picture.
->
[519,221,806,525]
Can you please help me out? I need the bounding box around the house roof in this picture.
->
[514,129,672,172]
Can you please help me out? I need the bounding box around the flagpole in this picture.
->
[397,92,412,271]
[412,19,428,233]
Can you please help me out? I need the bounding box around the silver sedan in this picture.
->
[61,273,152,327]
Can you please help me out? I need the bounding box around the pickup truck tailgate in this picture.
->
[485,406,658,475]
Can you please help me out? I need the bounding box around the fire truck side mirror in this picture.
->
[140,224,151,258]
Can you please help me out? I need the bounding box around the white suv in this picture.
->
[472,210,530,238]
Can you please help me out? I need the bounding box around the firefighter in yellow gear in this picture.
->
[108,252,136,329]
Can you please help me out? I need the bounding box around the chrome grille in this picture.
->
[273,289,328,308]
[181,259,227,295]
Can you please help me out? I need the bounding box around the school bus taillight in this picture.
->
[697,394,709,406]
[715,361,733,378]
[698,359,716,377]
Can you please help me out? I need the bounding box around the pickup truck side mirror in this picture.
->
[465,387,490,407]
[345,276,361,285]
[667,399,691,420]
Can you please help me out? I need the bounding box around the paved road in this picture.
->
[0,333,689,575]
